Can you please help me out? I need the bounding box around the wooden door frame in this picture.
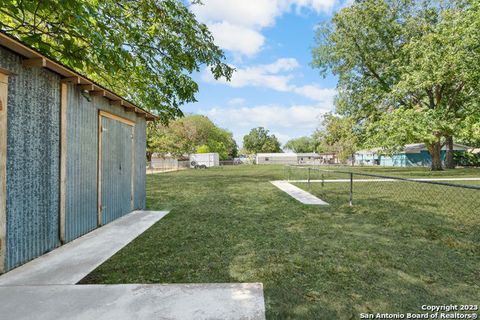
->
[59,83,67,244]
[97,110,135,226]
[0,70,10,273]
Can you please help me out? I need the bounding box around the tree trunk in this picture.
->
[146,151,153,169]
[428,141,443,171]
[445,135,455,169]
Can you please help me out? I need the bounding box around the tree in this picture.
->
[196,145,210,153]
[243,127,282,154]
[456,110,480,147]
[284,137,315,153]
[0,0,233,122]
[148,115,237,160]
[315,113,359,163]
[312,0,480,170]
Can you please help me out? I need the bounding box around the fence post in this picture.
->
[349,172,353,206]
[308,167,311,187]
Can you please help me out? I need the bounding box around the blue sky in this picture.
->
[183,1,350,147]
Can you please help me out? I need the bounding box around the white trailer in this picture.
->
[189,153,220,168]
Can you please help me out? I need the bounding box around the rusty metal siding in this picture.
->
[100,117,133,224]
[0,46,60,271]
[134,118,146,209]
[64,84,98,242]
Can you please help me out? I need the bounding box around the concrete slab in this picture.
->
[0,283,266,320]
[271,181,328,205]
[0,210,169,285]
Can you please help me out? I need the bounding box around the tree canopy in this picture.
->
[0,0,233,122]
[243,127,282,154]
[314,113,359,162]
[147,115,237,160]
[312,0,480,170]
[283,136,315,153]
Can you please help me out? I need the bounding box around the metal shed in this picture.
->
[0,33,156,273]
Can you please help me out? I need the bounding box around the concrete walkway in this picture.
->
[0,210,266,319]
[0,283,265,320]
[271,181,328,205]
[0,210,169,285]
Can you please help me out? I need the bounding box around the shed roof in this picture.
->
[0,31,157,120]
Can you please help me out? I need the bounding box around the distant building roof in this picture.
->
[256,153,296,157]
[296,153,320,157]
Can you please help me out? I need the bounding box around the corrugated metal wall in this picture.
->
[100,117,133,224]
[64,84,98,242]
[0,46,61,271]
[94,97,146,211]
[64,90,147,241]
[0,44,148,272]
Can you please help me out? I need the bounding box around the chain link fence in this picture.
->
[285,165,480,215]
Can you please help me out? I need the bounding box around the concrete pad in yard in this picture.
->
[0,283,266,320]
[271,181,328,205]
[0,210,169,286]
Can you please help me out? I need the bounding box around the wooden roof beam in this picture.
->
[110,99,124,106]
[90,90,106,97]
[23,57,46,68]
[135,108,147,117]
[61,76,81,84]
[78,84,95,92]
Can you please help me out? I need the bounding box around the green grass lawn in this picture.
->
[81,165,480,319]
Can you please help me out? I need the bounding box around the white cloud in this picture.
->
[293,85,337,103]
[202,58,299,92]
[202,58,336,102]
[208,22,265,56]
[191,0,339,56]
[227,97,246,106]
[290,0,338,13]
[191,0,280,29]
[199,103,332,144]
[202,104,329,129]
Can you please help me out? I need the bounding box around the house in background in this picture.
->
[0,32,156,273]
[256,152,336,165]
[317,152,340,165]
[297,153,321,165]
[256,153,298,165]
[354,143,470,167]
